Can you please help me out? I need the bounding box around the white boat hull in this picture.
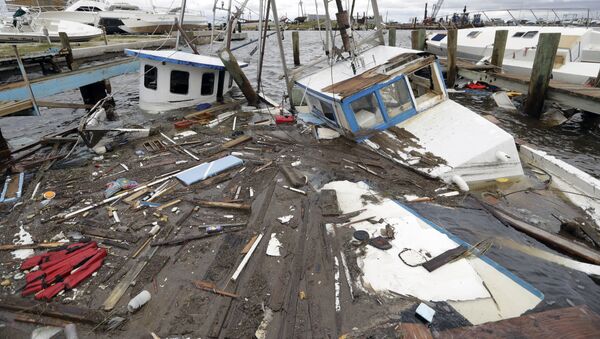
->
[0,18,103,42]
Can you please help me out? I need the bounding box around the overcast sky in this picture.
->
[134,0,600,22]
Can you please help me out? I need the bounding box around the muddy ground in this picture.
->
[1,111,599,338]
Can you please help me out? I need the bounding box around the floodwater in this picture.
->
[1,30,600,315]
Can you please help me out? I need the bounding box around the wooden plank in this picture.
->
[438,306,600,339]
[0,296,104,324]
[396,323,433,339]
[0,58,139,101]
[184,101,241,120]
[0,242,64,251]
[422,245,466,272]
[197,200,251,211]
[221,135,252,149]
[79,225,140,244]
[37,101,92,109]
[0,100,33,117]
[491,208,600,265]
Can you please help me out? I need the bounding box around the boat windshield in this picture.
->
[379,78,413,118]
[350,92,384,129]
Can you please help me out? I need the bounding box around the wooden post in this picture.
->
[411,29,425,50]
[490,29,508,69]
[59,32,77,71]
[12,45,41,116]
[388,27,396,46]
[270,0,295,111]
[292,31,300,66]
[594,68,600,88]
[0,128,10,160]
[524,33,561,118]
[101,26,108,45]
[218,48,259,107]
[446,29,457,88]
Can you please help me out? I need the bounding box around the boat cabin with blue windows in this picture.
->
[125,49,248,113]
[295,46,447,139]
[296,45,525,186]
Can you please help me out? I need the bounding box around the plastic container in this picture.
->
[127,290,151,313]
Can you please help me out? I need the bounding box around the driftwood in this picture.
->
[0,242,64,251]
[197,200,251,211]
[0,296,104,324]
[193,280,239,298]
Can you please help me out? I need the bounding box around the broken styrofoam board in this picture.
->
[321,180,543,324]
[266,233,282,257]
[175,155,243,186]
[492,91,517,111]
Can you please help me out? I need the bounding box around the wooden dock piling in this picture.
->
[411,29,426,50]
[446,29,457,88]
[292,31,300,66]
[491,30,508,69]
[524,33,561,118]
[219,48,259,107]
[0,128,10,160]
[388,27,397,47]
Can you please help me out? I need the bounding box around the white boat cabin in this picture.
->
[125,49,247,113]
[295,45,524,186]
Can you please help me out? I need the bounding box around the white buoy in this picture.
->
[451,175,470,192]
[127,290,151,313]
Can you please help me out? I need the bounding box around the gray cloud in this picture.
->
[132,0,600,22]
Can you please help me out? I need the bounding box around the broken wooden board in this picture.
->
[184,101,241,120]
[491,208,600,265]
[320,189,340,216]
[0,296,104,324]
[438,305,600,338]
[197,200,251,211]
[79,225,140,244]
[422,245,466,272]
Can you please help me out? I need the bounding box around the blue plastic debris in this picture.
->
[176,155,243,186]
[0,172,25,204]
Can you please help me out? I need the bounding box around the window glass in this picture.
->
[319,99,337,122]
[466,31,481,38]
[431,33,446,41]
[201,72,215,95]
[144,65,157,90]
[523,31,538,38]
[170,70,189,94]
[350,92,384,129]
[512,32,525,37]
[379,79,414,118]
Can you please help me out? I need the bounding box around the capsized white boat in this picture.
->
[296,45,523,188]
[0,15,103,42]
[38,0,207,34]
[426,26,600,85]
[125,49,247,113]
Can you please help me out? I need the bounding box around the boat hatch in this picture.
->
[466,31,482,38]
[431,33,446,41]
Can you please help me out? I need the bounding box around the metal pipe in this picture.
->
[175,0,187,50]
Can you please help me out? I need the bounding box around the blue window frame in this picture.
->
[341,75,418,133]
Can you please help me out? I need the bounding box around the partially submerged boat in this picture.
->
[296,45,523,188]
[426,26,600,85]
[125,49,247,113]
[0,13,102,42]
[38,0,207,34]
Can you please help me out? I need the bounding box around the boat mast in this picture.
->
[370,0,385,45]
[321,0,334,57]
[270,0,295,111]
[175,0,187,50]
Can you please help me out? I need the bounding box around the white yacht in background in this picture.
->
[38,0,207,34]
[0,8,102,42]
[426,26,600,85]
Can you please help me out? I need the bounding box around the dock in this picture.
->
[446,58,600,115]
[0,58,138,113]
